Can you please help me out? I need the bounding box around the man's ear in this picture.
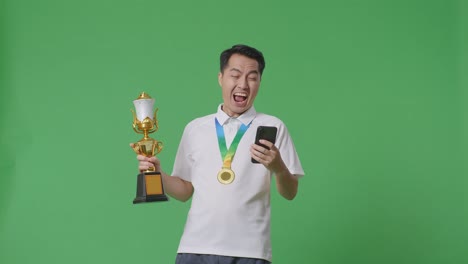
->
[218,72,223,87]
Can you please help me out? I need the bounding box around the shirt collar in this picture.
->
[215,104,257,126]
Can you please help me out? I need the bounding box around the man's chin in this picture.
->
[234,105,251,114]
[223,102,251,116]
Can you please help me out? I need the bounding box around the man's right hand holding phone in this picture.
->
[251,139,286,174]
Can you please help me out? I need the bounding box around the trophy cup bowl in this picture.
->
[131,92,168,204]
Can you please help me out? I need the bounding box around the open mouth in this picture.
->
[233,92,248,103]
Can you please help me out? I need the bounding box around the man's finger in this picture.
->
[137,155,149,161]
[259,139,274,148]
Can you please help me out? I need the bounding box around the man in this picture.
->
[134,44,304,263]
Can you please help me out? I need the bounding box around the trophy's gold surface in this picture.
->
[131,92,168,203]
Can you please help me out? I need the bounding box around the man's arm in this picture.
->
[273,163,298,200]
[251,139,299,200]
[160,171,193,202]
[132,145,193,202]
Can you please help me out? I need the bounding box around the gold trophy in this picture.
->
[131,92,168,204]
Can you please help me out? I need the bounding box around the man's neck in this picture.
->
[221,105,244,118]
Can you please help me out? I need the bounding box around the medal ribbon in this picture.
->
[215,118,251,169]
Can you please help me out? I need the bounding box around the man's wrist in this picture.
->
[273,162,290,178]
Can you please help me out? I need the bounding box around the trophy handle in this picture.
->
[131,142,141,155]
[131,109,144,134]
[144,109,158,133]
[132,124,144,134]
[131,108,137,123]
[148,126,158,134]
[153,108,159,132]
[153,141,163,155]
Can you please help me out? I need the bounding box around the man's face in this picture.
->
[218,54,261,117]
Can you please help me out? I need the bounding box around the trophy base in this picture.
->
[133,195,169,204]
[133,171,169,204]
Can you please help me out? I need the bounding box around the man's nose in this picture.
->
[237,77,248,89]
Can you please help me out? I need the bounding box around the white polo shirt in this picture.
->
[172,105,304,262]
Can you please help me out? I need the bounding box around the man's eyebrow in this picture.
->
[229,68,242,73]
[229,68,259,75]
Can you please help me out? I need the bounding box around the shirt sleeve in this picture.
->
[172,124,193,182]
[276,122,305,178]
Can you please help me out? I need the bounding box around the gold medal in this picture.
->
[217,168,235,184]
[215,117,251,185]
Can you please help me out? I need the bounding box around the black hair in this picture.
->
[220,44,266,75]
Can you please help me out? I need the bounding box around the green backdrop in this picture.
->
[1,0,466,263]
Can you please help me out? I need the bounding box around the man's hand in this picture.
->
[250,139,298,200]
[130,143,161,172]
[250,139,285,174]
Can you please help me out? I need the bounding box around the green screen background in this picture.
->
[1,0,467,263]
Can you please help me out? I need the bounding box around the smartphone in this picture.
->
[252,126,278,163]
